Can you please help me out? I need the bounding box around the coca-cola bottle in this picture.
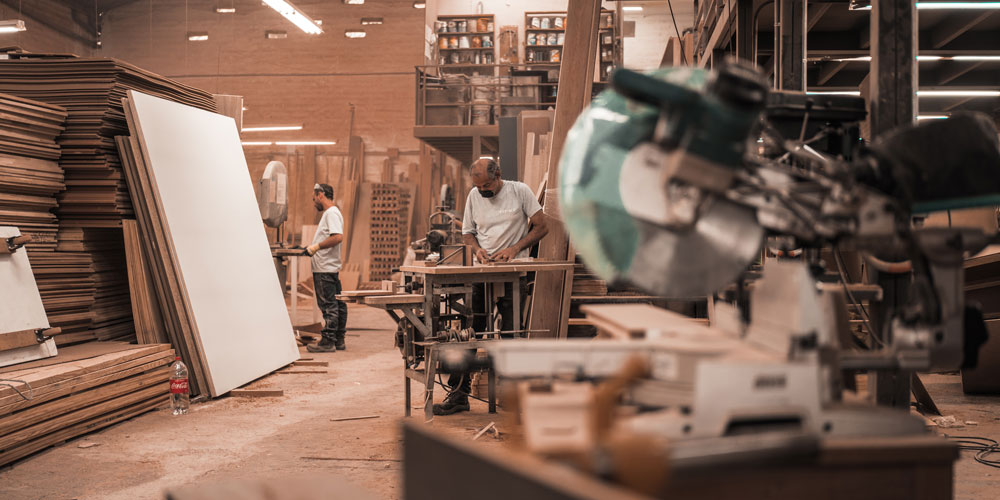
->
[169,356,189,415]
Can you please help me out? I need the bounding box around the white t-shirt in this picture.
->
[462,180,542,259]
[311,206,344,273]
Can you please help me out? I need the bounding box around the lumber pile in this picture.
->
[0,342,173,467]
[0,92,96,345]
[0,58,218,347]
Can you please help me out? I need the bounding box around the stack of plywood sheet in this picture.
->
[117,90,298,398]
[0,342,173,467]
[0,58,219,347]
[0,92,96,345]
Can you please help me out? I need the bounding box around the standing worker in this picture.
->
[305,183,348,353]
[433,158,549,415]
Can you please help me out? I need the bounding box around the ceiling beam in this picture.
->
[937,60,988,85]
[807,3,833,32]
[930,11,996,49]
[944,96,976,112]
[817,60,849,85]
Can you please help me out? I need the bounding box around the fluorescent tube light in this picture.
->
[344,0,364,4]
[807,90,1000,97]
[242,141,274,146]
[852,2,1000,9]
[806,91,863,96]
[413,1,426,8]
[823,55,1000,62]
[216,7,236,13]
[187,32,209,41]
[261,0,322,34]
[918,115,949,120]
[0,19,26,33]
[265,30,288,39]
[622,6,644,12]
[917,90,1000,97]
[952,55,1000,61]
[276,141,337,146]
[345,30,367,38]
[361,17,384,25]
[241,125,303,132]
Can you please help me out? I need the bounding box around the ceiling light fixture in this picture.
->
[413,1,426,8]
[851,2,1000,10]
[818,54,1000,62]
[242,141,274,146]
[361,17,384,25]
[344,0,364,4]
[276,141,337,146]
[917,90,1000,97]
[806,91,863,96]
[0,19,26,33]
[241,125,303,132]
[622,6,644,12]
[216,7,236,14]
[187,32,209,41]
[345,30,367,38]
[918,115,950,120]
[265,30,288,39]
[261,0,322,34]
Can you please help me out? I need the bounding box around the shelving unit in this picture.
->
[523,9,621,84]
[433,14,496,73]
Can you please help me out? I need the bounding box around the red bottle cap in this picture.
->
[175,356,181,360]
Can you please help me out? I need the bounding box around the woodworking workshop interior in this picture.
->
[3,0,1000,499]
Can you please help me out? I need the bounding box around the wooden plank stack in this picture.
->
[0,58,218,347]
[0,92,97,345]
[0,342,173,467]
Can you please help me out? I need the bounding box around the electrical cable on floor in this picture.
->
[666,0,687,65]
[0,378,33,402]
[435,372,489,405]
[945,435,1000,469]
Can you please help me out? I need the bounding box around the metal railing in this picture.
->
[415,64,561,127]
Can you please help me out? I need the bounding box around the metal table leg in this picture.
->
[488,365,496,414]
[405,360,412,418]
[424,346,438,422]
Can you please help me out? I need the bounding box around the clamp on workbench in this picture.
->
[1,235,31,255]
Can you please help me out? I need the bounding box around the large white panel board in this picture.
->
[127,91,299,396]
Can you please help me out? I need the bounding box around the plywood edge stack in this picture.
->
[114,133,210,398]
[0,342,173,467]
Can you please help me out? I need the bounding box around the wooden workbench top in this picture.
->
[400,260,574,275]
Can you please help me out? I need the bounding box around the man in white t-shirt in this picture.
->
[305,183,348,353]
[434,158,549,416]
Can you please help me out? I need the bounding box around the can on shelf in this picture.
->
[449,36,459,49]
[447,20,457,32]
[459,36,470,48]
[457,20,467,32]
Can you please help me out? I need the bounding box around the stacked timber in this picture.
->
[0,58,218,345]
[0,92,96,345]
[0,342,173,467]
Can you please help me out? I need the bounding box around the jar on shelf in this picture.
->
[459,36,470,48]
[548,33,558,45]
[482,35,493,48]
[457,20,467,32]
[540,17,551,29]
[557,33,565,45]
[527,33,536,45]
[487,21,494,31]
[449,36,459,49]
[447,20,457,32]
[554,17,563,28]
[551,49,561,62]
[530,16,541,28]
[436,21,447,33]
[472,36,482,48]
[475,52,481,64]
[477,18,488,32]
[485,53,494,64]
[450,52,460,64]
[439,36,449,50]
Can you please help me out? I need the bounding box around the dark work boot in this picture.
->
[432,391,470,416]
[334,334,346,351]
[307,338,337,353]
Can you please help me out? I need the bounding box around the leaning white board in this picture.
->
[127,90,299,396]
[0,226,57,367]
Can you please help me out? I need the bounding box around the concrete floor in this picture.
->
[0,303,998,499]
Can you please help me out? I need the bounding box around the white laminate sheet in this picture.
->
[127,91,299,396]
[0,226,56,366]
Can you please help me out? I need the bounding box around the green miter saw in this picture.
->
[558,62,770,297]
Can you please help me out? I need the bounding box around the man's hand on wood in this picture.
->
[490,247,519,263]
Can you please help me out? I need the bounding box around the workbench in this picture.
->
[345,260,574,420]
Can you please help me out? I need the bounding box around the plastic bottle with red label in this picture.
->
[169,356,189,415]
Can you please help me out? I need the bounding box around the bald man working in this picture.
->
[433,158,549,416]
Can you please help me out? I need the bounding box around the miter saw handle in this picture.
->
[610,68,701,110]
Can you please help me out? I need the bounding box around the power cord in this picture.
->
[0,378,33,402]
[946,435,1000,468]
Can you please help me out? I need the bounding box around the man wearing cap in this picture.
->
[305,183,348,353]
[433,158,549,415]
